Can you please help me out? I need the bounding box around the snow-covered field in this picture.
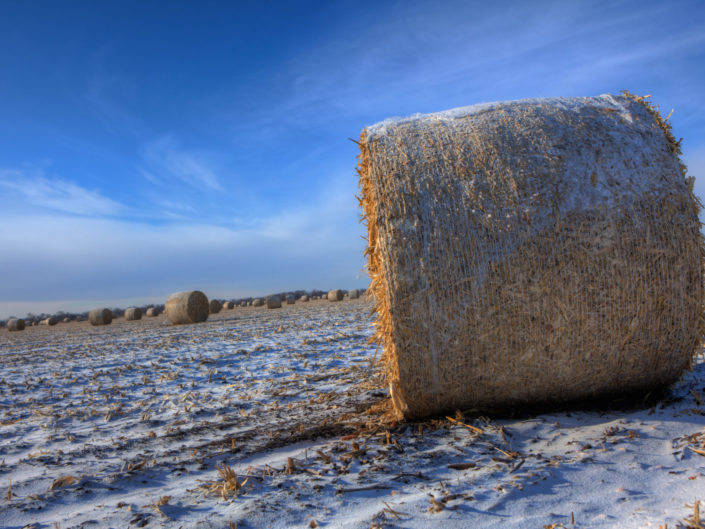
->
[1,298,703,529]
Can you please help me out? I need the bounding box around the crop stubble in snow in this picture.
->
[0,299,704,528]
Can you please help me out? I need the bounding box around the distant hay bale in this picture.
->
[145,307,161,317]
[286,295,295,305]
[252,298,263,307]
[7,318,25,331]
[125,307,142,321]
[358,93,704,419]
[209,299,223,314]
[267,295,282,309]
[40,316,58,326]
[224,301,234,309]
[349,289,360,299]
[165,290,209,325]
[328,289,344,302]
[62,317,70,323]
[89,308,113,326]
[300,295,310,302]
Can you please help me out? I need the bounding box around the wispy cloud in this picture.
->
[139,136,224,191]
[0,168,124,216]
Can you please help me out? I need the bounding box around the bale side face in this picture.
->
[125,307,142,321]
[7,318,25,331]
[359,93,704,419]
[89,309,112,326]
[328,289,344,302]
[209,299,223,314]
[267,296,282,309]
[165,291,209,324]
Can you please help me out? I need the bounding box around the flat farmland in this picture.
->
[1,299,704,528]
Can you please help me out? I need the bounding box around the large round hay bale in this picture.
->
[7,318,25,331]
[165,290,209,324]
[224,301,234,310]
[209,299,223,314]
[40,316,58,326]
[89,308,112,326]
[146,307,161,317]
[62,317,70,323]
[358,93,704,419]
[286,295,295,305]
[266,295,282,309]
[253,298,264,307]
[125,307,142,321]
[300,295,310,302]
[349,289,360,299]
[328,289,344,302]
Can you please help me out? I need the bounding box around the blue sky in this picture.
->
[0,0,704,318]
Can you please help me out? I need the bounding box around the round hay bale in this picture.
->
[146,307,161,317]
[349,289,360,299]
[300,295,310,302]
[224,301,234,309]
[7,318,25,331]
[266,295,282,309]
[358,93,704,419]
[240,301,248,307]
[62,317,70,323]
[252,298,264,307]
[89,308,112,326]
[165,290,209,325]
[209,299,223,314]
[328,289,344,302]
[286,295,295,305]
[40,316,58,326]
[125,307,142,321]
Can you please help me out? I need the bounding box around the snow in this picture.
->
[1,299,703,528]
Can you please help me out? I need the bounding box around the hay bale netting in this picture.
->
[266,295,282,309]
[7,318,25,331]
[124,307,142,321]
[165,290,209,325]
[286,295,295,305]
[358,93,704,419]
[209,299,223,314]
[146,307,161,317]
[349,289,360,299]
[89,308,113,326]
[328,289,344,302]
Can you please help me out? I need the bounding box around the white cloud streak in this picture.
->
[139,136,223,191]
[0,168,124,216]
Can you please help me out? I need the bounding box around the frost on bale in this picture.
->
[165,291,209,325]
[358,93,704,419]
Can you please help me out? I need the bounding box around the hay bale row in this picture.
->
[7,318,25,331]
[266,295,282,309]
[358,93,704,419]
[209,299,223,314]
[125,307,142,321]
[89,308,112,326]
[165,290,209,324]
[328,289,344,302]
[146,307,161,317]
